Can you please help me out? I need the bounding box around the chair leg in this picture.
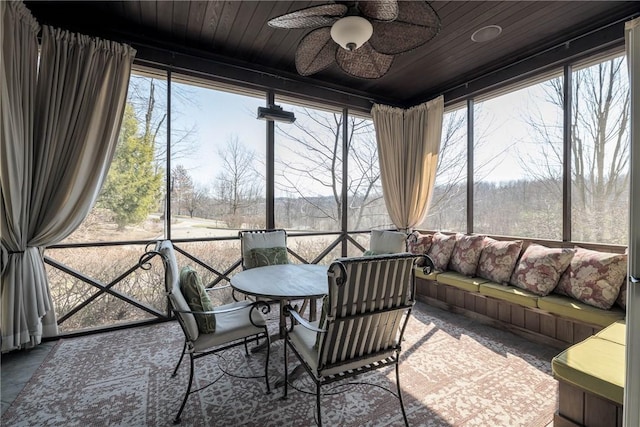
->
[264,332,271,394]
[316,381,322,426]
[282,340,289,399]
[395,362,409,427]
[172,342,187,377]
[174,353,194,424]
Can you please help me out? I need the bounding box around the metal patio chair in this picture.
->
[282,252,426,426]
[141,240,271,424]
[239,229,311,318]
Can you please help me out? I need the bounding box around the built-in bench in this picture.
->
[551,320,626,426]
[414,268,625,348]
[411,233,627,349]
[409,232,628,427]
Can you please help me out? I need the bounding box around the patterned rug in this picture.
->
[1,302,559,426]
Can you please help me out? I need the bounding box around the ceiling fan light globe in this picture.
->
[330,16,373,51]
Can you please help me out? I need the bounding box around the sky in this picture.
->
[169,82,266,187]
[474,83,564,183]
[136,69,595,193]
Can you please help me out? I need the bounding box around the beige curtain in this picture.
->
[1,1,42,351]
[371,96,444,231]
[1,3,136,352]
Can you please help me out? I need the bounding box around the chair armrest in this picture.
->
[417,254,435,274]
[284,305,325,333]
[172,307,223,316]
[204,283,232,293]
[204,283,247,303]
[172,300,270,316]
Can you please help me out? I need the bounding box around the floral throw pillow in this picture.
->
[555,248,627,309]
[426,232,457,271]
[510,244,575,296]
[476,238,523,284]
[249,247,289,268]
[448,234,486,276]
[616,247,629,310]
[179,266,216,334]
[407,231,433,255]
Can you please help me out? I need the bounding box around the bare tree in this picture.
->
[275,108,384,230]
[428,109,467,207]
[346,117,385,229]
[519,56,629,243]
[127,76,199,173]
[185,185,208,219]
[421,105,493,231]
[171,164,194,216]
[517,76,565,197]
[214,136,263,227]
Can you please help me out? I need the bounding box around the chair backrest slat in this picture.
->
[319,253,417,369]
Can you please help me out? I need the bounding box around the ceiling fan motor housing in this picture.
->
[330,16,373,51]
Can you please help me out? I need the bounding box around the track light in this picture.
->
[257,104,296,123]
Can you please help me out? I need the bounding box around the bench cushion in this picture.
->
[537,294,625,327]
[479,282,539,308]
[552,336,625,404]
[436,272,488,292]
[595,320,626,345]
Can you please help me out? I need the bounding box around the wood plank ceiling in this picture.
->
[24,1,640,107]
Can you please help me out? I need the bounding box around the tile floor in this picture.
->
[1,341,55,416]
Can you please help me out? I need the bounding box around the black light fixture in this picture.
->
[257,104,296,123]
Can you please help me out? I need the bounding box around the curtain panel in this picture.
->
[1,2,136,352]
[371,96,444,231]
[1,0,42,352]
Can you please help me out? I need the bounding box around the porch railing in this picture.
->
[43,231,370,338]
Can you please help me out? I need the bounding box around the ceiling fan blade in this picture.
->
[295,28,338,76]
[357,0,398,22]
[335,43,393,79]
[369,1,441,55]
[268,4,348,29]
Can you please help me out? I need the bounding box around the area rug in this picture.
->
[1,302,559,426]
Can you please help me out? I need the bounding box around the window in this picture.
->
[570,55,630,245]
[420,105,468,232]
[170,76,266,237]
[346,114,389,230]
[473,74,564,239]
[274,101,344,232]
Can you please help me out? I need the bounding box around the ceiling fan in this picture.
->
[267,1,441,79]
